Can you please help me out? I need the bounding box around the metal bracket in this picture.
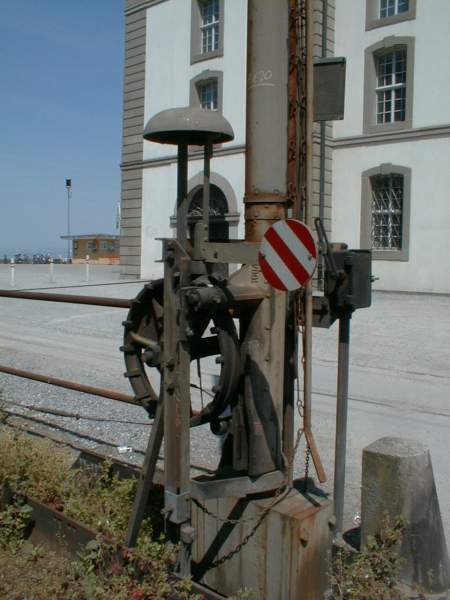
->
[165,491,191,525]
[190,470,286,501]
[199,241,259,265]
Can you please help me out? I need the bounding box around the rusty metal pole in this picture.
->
[202,142,212,243]
[162,243,192,576]
[333,313,351,540]
[242,0,290,476]
[177,143,188,250]
[301,0,326,483]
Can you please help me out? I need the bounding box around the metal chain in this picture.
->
[195,482,293,570]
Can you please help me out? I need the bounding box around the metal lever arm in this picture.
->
[314,217,339,278]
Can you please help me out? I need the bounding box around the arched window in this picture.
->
[187,184,229,241]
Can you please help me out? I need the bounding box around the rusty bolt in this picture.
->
[185,290,201,308]
[180,525,196,544]
[166,249,175,266]
[299,526,309,546]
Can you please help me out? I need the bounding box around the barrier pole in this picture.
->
[49,257,55,283]
[85,255,90,282]
[10,259,15,287]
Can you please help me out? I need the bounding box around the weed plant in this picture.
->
[329,514,407,600]
[0,431,198,599]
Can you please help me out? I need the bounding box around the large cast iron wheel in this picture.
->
[122,280,240,429]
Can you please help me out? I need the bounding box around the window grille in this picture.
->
[197,79,218,110]
[200,0,220,54]
[370,174,403,250]
[380,0,409,18]
[376,49,406,124]
[188,184,229,241]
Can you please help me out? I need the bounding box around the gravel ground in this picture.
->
[0,263,450,548]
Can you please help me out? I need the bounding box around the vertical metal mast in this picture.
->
[298,0,326,483]
[242,0,290,476]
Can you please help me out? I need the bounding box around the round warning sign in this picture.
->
[258,219,318,291]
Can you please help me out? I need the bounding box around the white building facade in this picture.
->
[120,0,334,281]
[120,0,449,294]
[333,0,450,293]
[121,0,247,280]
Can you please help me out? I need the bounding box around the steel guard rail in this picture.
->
[0,288,136,406]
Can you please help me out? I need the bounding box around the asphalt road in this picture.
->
[0,263,449,548]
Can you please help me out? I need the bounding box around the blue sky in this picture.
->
[0,0,124,255]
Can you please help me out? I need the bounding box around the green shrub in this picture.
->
[329,514,407,600]
[0,431,197,599]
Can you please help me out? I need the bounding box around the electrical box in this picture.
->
[326,249,372,316]
[314,57,346,122]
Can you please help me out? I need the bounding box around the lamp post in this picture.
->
[65,179,72,261]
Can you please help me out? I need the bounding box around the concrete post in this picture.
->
[361,437,450,594]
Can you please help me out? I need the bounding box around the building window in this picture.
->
[363,37,414,133]
[366,0,416,30]
[191,0,224,64]
[376,49,406,124]
[187,184,229,241]
[198,79,218,110]
[190,70,223,113]
[370,174,403,250]
[100,240,116,252]
[87,241,97,252]
[361,165,411,261]
[200,0,219,54]
[380,0,409,18]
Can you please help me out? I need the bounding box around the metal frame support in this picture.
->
[299,0,326,484]
[163,242,193,576]
[177,144,189,250]
[333,311,352,541]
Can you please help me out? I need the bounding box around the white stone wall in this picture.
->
[334,0,450,137]
[333,0,450,292]
[333,137,450,294]
[140,0,248,277]
[141,152,245,279]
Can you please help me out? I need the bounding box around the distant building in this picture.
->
[60,234,120,264]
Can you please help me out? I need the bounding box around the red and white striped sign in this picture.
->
[259,219,317,291]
